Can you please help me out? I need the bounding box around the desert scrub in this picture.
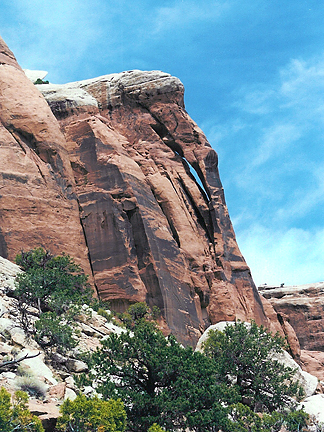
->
[34,311,79,354]
[13,248,93,354]
[15,374,47,399]
[97,307,113,322]
[56,393,126,432]
[0,387,44,431]
[16,363,34,377]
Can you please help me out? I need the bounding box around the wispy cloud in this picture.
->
[218,53,324,214]
[237,55,324,126]
[153,0,232,34]
[251,123,301,167]
[237,224,324,287]
[274,162,324,222]
[216,54,324,285]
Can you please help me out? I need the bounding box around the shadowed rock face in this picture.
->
[0,36,282,345]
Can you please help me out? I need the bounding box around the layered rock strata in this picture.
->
[259,282,324,379]
[0,35,287,346]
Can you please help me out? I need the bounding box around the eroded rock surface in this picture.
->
[0,36,91,277]
[0,35,285,345]
[39,71,274,345]
[259,282,324,379]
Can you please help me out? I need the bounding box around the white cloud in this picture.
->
[237,224,324,287]
[237,55,324,125]
[251,123,301,167]
[234,87,277,115]
[153,0,232,34]
[279,57,324,124]
[223,53,324,206]
[274,162,324,222]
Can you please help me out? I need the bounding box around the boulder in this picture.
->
[272,350,318,398]
[65,375,77,390]
[300,350,324,382]
[300,394,324,423]
[23,69,48,83]
[19,349,57,385]
[66,359,88,373]
[28,399,60,432]
[47,382,66,400]
[64,387,77,401]
[195,321,242,352]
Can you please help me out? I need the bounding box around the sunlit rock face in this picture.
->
[259,282,324,379]
[0,35,282,346]
[0,36,92,276]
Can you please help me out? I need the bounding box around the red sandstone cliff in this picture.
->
[260,283,324,380]
[0,36,292,346]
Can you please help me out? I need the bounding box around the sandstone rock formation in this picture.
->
[0,35,287,346]
[0,36,92,276]
[259,282,324,379]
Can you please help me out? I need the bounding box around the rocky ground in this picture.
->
[1,255,324,430]
[0,256,125,431]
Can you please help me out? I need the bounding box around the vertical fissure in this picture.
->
[76,198,100,297]
[124,207,164,311]
[177,175,214,245]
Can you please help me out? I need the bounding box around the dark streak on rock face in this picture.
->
[0,35,286,347]
[38,71,274,346]
[0,229,8,259]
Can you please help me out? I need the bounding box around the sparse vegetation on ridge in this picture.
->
[1,249,311,431]
[34,78,49,84]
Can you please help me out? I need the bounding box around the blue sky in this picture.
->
[1,0,323,287]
